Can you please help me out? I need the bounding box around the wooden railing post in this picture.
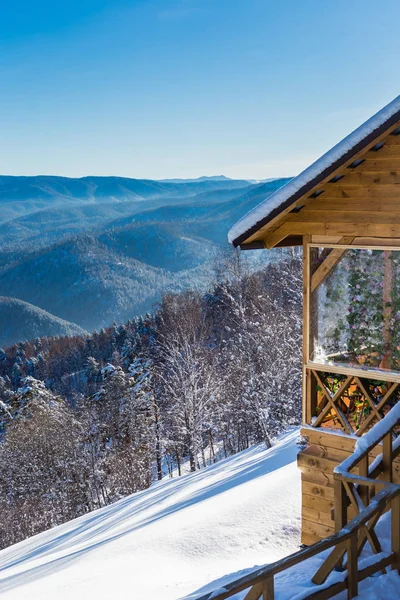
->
[346,532,358,599]
[263,576,274,599]
[383,432,393,482]
[358,455,369,507]
[334,479,347,532]
[392,494,400,574]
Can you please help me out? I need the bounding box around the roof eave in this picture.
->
[231,108,400,249]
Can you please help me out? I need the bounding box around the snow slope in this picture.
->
[0,429,302,600]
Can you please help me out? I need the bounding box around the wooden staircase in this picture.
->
[195,410,400,600]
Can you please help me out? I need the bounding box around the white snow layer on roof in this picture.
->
[228,95,400,244]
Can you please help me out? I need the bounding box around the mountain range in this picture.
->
[0,175,290,343]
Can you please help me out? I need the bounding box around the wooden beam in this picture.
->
[320,184,400,199]
[311,236,355,293]
[263,227,290,249]
[289,211,400,224]
[339,171,400,185]
[265,221,400,238]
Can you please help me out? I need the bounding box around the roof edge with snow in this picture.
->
[228,95,400,247]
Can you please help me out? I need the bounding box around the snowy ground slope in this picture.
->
[0,429,302,600]
[189,509,400,600]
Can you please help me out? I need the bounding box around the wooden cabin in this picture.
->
[228,95,400,547]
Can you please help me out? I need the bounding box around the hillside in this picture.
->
[0,297,87,347]
[0,176,291,333]
[0,430,302,600]
[0,428,396,600]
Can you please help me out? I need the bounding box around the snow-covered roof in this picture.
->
[228,95,400,247]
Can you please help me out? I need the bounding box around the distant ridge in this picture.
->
[158,175,235,183]
[0,297,87,347]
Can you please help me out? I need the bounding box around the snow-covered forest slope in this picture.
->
[0,257,302,550]
[0,175,291,334]
[0,430,302,600]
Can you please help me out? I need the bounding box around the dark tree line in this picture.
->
[0,252,302,549]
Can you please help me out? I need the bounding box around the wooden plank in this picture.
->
[303,492,334,513]
[310,237,354,293]
[291,210,400,224]
[383,433,393,482]
[306,198,380,211]
[346,534,358,598]
[307,360,400,384]
[380,134,400,145]
[307,198,400,212]
[301,531,322,546]
[263,577,274,600]
[302,505,334,528]
[298,452,344,475]
[340,171,400,184]
[263,227,290,249]
[301,427,355,453]
[334,479,347,533]
[312,540,347,585]
[244,583,264,600]
[302,518,334,542]
[391,495,400,573]
[364,145,400,158]
[265,221,400,239]
[304,443,352,464]
[301,468,335,488]
[320,184,400,199]
[357,158,400,171]
[302,480,335,500]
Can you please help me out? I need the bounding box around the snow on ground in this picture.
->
[0,429,302,600]
[189,510,400,600]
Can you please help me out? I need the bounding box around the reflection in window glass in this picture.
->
[310,248,400,375]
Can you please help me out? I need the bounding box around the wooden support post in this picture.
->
[244,583,265,600]
[310,237,355,293]
[383,433,393,482]
[263,577,274,600]
[305,369,317,425]
[346,533,358,599]
[334,479,347,533]
[302,236,311,424]
[380,250,393,370]
[358,455,369,508]
[392,495,400,574]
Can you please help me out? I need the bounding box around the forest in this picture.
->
[0,251,302,549]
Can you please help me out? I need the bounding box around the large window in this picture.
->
[309,246,400,377]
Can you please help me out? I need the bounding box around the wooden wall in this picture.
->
[297,427,392,546]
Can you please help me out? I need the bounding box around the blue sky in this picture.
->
[1,0,399,179]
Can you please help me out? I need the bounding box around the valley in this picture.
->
[0,175,290,338]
